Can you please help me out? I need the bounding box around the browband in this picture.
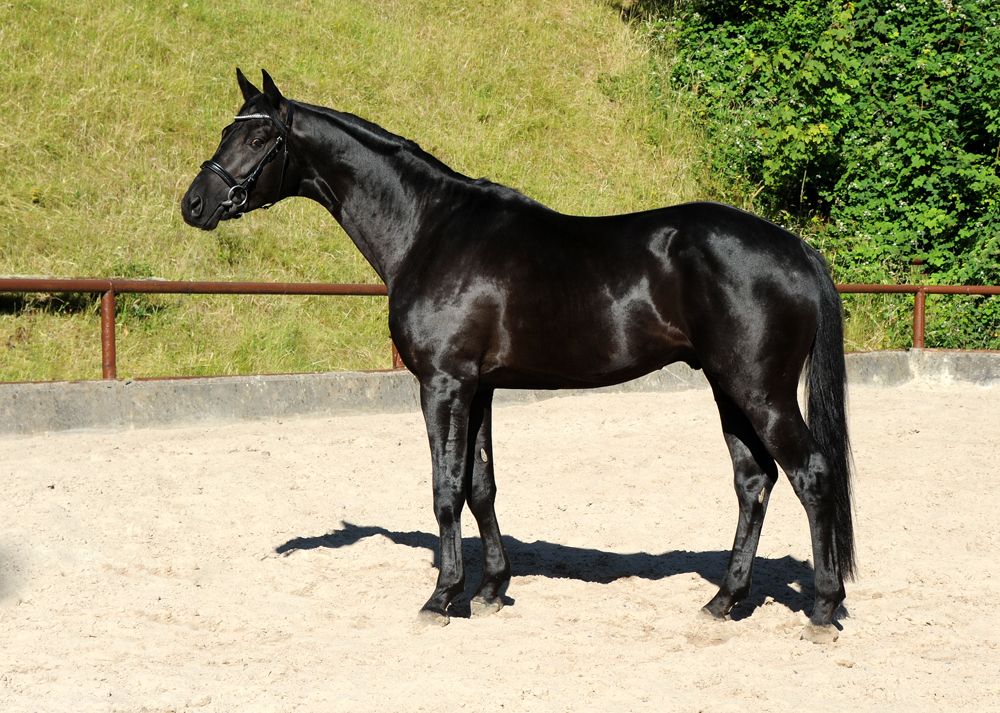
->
[234,102,294,136]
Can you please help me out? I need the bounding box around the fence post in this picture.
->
[101,289,117,379]
[913,287,926,349]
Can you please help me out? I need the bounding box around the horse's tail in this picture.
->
[804,251,856,581]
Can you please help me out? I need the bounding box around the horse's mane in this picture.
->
[298,101,534,200]
[307,104,444,161]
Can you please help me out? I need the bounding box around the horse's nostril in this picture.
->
[189,195,203,218]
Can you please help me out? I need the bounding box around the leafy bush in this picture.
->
[653,0,1000,347]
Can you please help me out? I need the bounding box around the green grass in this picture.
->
[0,0,709,380]
[840,294,914,351]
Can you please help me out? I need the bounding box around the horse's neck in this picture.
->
[294,106,463,288]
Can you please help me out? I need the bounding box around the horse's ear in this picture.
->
[237,67,261,102]
[261,69,290,121]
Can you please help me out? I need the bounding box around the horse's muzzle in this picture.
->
[181,182,228,231]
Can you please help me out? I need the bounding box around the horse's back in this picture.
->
[396,198,829,390]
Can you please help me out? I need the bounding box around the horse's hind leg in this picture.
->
[770,421,848,639]
[723,390,847,641]
[465,390,511,617]
[702,381,780,620]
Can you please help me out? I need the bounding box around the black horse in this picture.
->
[182,70,855,642]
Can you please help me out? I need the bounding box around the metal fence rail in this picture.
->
[2,278,998,380]
[0,278,395,378]
[836,284,1000,349]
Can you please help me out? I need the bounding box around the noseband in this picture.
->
[199,102,295,217]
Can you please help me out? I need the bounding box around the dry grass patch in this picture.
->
[1,0,706,379]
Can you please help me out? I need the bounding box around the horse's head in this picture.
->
[181,69,297,230]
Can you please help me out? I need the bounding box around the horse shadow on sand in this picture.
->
[276,522,827,622]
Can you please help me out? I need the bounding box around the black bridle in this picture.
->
[199,102,295,217]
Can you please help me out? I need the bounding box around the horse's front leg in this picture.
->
[465,389,511,617]
[417,373,476,626]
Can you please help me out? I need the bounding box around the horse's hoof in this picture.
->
[417,609,450,627]
[801,624,839,644]
[698,606,730,622]
[470,596,503,618]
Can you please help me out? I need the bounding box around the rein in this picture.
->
[199,102,295,217]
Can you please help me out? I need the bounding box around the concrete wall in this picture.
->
[0,350,996,436]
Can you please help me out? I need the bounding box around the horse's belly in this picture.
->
[480,326,694,390]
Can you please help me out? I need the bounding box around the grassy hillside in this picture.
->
[0,0,707,380]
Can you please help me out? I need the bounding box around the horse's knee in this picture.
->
[432,495,464,530]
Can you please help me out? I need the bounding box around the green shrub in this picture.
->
[652,0,1000,348]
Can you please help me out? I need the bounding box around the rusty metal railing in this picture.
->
[0,277,399,378]
[1,278,998,380]
[836,284,1000,349]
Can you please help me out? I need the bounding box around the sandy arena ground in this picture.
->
[1,381,999,712]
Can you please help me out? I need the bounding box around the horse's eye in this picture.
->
[251,138,263,148]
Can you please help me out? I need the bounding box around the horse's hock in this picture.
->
[1,350,996,436]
